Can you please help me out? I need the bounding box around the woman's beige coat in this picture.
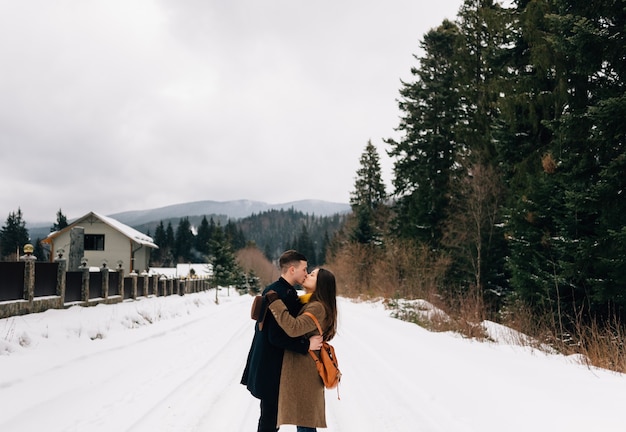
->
[269,300,327,428]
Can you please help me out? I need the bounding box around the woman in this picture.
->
[266,268,338,431]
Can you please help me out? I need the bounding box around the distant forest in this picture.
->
[144,208,347,268]
[237,209,347,266]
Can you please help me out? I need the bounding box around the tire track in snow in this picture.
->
[0,295,254,432]
[0,298,228,391]
[1,314,211,390]
[125,309,256,432]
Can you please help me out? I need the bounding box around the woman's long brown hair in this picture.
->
[310,268,337,341]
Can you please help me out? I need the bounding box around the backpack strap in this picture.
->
[302,311,323,337]
[303,311,341,399]
[302,311,324,363]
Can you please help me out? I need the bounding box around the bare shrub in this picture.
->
[440,285,489,339]
[497,298,626,373]
[236,245,279,287]
[442,162,503,298]
[570,316,626,373]
[324,242,372,297]
[326,237,449,301]
[373,239,449,300]
[498,298,556,349]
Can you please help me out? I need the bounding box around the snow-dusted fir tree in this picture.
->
[0,208,30,260]
[350,140,387,244]
[50,208,69,232]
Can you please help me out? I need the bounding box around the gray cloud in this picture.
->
[0,0,461,222]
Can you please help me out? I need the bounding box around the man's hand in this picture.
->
[265,290,279,304]
[308,335,323,351]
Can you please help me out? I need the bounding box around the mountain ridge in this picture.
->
[108,199,350,226]
[27,199,351,241]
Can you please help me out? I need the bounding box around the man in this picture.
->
[241,250,322,432]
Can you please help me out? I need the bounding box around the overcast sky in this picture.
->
[1,0,462,223]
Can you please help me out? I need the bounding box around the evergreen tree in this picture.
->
[0,208,30,259]
[503,0,626,321]
[350,140,387,211]
[386,19,463,245]
[174,217,195,262]
[50,208,69,232]
[161,221,175,266]
[33,237,46,261]
[263,243,273,262]
[587,96,626,312]
[350,206,376,245]
[455,0,511,162]
[544,0,626,318]
[319,230,331,265]
[224,220,246,250]
[296,224,317,267]
[151,221,167,265]
[442,0,511,299]
[246,269,261,294]
[206,217,218,257]
[494,0,563,312]
[350,140,388,245]
[209,223,240,287]
[195,216,212,257]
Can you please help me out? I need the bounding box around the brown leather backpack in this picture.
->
[303,311,342,392]
[250,295,269,330]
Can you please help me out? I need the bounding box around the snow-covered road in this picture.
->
[2,293,260,431]
[1,290,625,431]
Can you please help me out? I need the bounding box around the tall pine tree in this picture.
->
[50,209,69,232]
[387,19,463,245]
[195,216,213,258]
[174,217,195,263]
[209,223,241,288]
[350,140,387,244]
[442,0,511,299]
[0,208,30,259]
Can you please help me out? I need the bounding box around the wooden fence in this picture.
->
[0,259,209,319]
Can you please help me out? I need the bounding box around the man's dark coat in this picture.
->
[241,277,309,399]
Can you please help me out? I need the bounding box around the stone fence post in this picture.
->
[130,271,138,299]
[55,255,67,301]
[68,227,84,271]
[101,263,110,299]
[159,276,166,296]
[81,258,90,302]
[23,260,35,304]
[141,271,149,296]
[117,263,124,299]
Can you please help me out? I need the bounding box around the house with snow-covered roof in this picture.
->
[43,211,158,273]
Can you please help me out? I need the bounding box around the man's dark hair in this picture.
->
[278,250,307,272]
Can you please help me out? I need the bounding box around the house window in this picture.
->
[84,234,105,251]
